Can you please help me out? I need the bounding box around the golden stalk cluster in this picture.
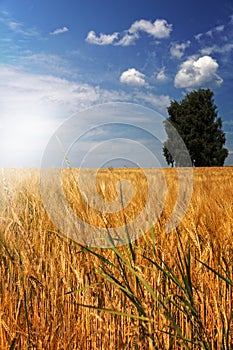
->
[0,167,232,349]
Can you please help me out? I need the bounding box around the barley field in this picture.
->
[0,167,232,349]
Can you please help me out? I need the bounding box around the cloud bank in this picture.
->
[0,65,169,119]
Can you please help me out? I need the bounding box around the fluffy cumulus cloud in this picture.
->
[50,26,69,35]
[120,68,147,86]
[86,18,172,46]
[170,41,191,58]
[86,30,118,45]
[174,55,223,89]
[129,19,172,39]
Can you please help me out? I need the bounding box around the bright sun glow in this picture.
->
[0,110,56,167]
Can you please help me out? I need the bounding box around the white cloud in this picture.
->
[129,19,172,39]
[174,55,223,89]
[200,43,233,55]
[170,41,191,58]
[215,25,224,32]
[120,68,147,86]
[200,47,214,55]
[0,65,128,132]
[195,23,226,42]
[135,92,170,110]
[194,33,203,41]
[86,30,118,45]
[205,25,224,37]
[86,18,172,46]
[50,26,69,35]
[156,67,168,82]
[23,53,73,76]
[115,33,138,46]
[206,29,213,37]
[0,11,39,37]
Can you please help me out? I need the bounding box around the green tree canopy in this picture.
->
[163,89,228,167]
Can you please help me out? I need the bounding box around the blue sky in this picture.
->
[0,0,233,167]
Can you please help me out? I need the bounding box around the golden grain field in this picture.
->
[0,167,232,349]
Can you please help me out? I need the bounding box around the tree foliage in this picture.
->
[163,89,228,167]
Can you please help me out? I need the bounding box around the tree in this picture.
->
[163,89,228,167]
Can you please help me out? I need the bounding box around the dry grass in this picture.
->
[0,167,232,349]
